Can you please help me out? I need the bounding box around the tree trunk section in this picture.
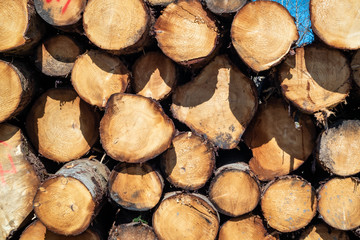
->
[316,120,360,176]
[0,60,35,123]
[100,93,175,163]
[310,0,360,50]
[146,0,173,7]
[261,176,317,233]
[243,98,316,181]
[20,220,101,240]
[83,0,151,54]
[231,1,298,72]
[0,123,46,240]
[26,88,99,163]
[153,192,219,240]
[35,35,83,77]
[279,45,351,114]
[208,162,260,217]
[108,222,157,240]
[71,49,130,108]
[317,177,360,230]
[171,55,258,149]
[219,215,279,240]
[0,0,45,54]
[132,51,177,101]
[205,0,247,15]
[33,159,110,236]
[154,0,219,66]
[109,162,164,211]
[299,223,349,240]
[161,131,215,190]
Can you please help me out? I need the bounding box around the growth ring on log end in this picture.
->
[154,0,219,66]
[311,0,360,49]
[100,93,175,163]
[108,222,157,240]
[231,1,298,72]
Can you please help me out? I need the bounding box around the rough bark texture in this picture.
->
[108,222,157,240]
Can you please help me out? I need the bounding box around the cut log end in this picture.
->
[299,223,350,240]
[100,93,175,163]
[171,55,257,149]
[279,46,350,114]
[133,51,176,101]
[72,50,130,108]
[154,0,219,65]
[34,0,87,26]
[205,0,247,15]
[261,176,317,232]
[318,177,360,230]
[146,0,174,7]
[311,0,360,49]
[231,1,298,72]
[161,132,215,190]
[108,222,157,240]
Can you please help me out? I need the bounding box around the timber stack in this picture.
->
[1,0,360,239]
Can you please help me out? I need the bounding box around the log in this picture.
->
[108,222,157,240]
[351,50,360,88]
[208,162,260,217]
[0,60,35,123]
[109,162,163,211]
[171,55,257,149]
[71,50,131,108]
[26,88,99,163]
[317,177,360,230]
[261,176,317,232]
[34,0,87,27]
[299,222,349,240]
[0,123,46,240]
[204,0,247,15]
[83,0,151,54]
[33,159,110,235]
[20,220,101,240]
[279,45,351,114]
[161,131,215,190]
[219,215,279,240]
[316,120,360,176]
[35,35,82,77]
[310,0,360,49]
[231,1,298,72]
[146,0,174,7]
[100,93,175,163]
[243,98,316,181]
[132,51,176,101]
[0,0,45,54]
[153,192,219,240]
[154,0,219,66]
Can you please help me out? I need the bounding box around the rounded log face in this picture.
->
[154,0,219,65]
[231,1,298,72]
[261,176,317,232]
[83,0,149,51]
[35,35,82,77]
[153,192,219,240]
[26,89,99,163]
[244,98,316,181]
[108,222,157,240]
[171,55,257,149]
[20,220,100,240]
[279,46,350,114]
[100,93,175,163]
[34,0,86,26]
[161,132,215,190]
[205,0,247,15]
[317,120,360,176]
[109,163,163,211]
[351,50,360,88]
[299,223,349,240]
[209,163,260,217]
[133,51,176,101]
[0,124,42,239]
[72,50,130,107]
[318,177,360,230]
[219,215,278,240]
[311,0,360,49]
